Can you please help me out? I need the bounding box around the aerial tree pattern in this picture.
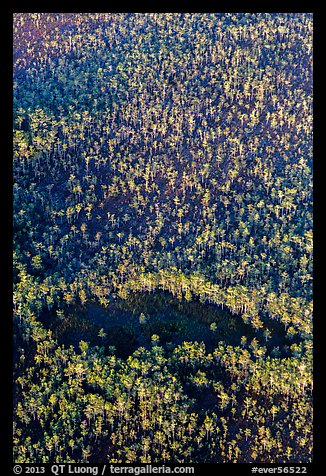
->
[13,13,313,463]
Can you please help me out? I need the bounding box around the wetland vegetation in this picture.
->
[42,291,300,359]
[13,13,313,464]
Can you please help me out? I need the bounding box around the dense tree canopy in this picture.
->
[13,13,313,463]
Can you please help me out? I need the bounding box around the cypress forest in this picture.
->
[13,13,313,464]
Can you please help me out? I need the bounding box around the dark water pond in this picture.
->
[41,290,298,358]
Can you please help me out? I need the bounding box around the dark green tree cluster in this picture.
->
[13,13,313,463]
[14,310,312,463]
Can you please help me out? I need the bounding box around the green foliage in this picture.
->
[13,13,312,463]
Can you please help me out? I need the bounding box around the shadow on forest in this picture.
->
[41,290,299,359]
